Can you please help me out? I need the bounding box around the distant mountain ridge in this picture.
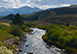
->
[0,6,41,16]
[20,5,77,25]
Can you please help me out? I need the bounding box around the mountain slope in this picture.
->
[22,5,77,25]
[0,6,41,16]
[22,7,77,20]
[3,14,15,20]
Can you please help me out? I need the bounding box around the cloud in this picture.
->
[39,4,70,9]
[0,0,77,9]
[25,0,77,5]
[3,0,8,2]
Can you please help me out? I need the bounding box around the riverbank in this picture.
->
[15,28,33,54]
[42,35,77,54]
[14,33,26,54]
[42,35,66,53]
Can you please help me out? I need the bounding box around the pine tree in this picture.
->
[12,13,24,25]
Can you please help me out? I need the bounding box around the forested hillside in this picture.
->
[22,5,77,25]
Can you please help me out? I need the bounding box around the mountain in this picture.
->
[0,6,41,16]
[0,7,6,12]
[3,14,15,20]
[21,5,77,25]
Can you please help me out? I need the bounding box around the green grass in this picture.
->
[0,24,14,46]
[0,30,13,41]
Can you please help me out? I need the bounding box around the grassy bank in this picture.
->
[0,23,15,54]
[0,22,32,54]
[41,25,77,54]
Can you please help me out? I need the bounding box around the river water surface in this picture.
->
[19,28,65,54]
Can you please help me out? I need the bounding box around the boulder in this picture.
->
[19,49,22,52]
[27,52,33,54]
[46,46,50,49]
[26,45,29,47]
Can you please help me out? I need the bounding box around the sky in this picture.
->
[0,0,77,9]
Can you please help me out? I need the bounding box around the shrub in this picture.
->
[9,25,23,39]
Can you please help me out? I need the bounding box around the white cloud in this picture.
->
[38,0,41,2]
[62,4,70,6]
[26,0,31,3]
[38,4,70,9]
[3,0,8,2]
[39,5,58,9]
[0,0,77,9]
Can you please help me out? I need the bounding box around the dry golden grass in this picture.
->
[0,22,10,26]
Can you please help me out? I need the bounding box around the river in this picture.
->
[19,28,65,54]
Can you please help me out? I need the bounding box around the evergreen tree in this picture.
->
[12,13,24,25]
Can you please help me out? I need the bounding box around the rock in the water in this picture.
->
[46,46,50,49]
[19,49,22,52]
[26,45,29,47]
[51,45,56,48]
[27,52,33,54]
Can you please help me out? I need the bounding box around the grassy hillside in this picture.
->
[41,15,77,25]
[0,23,13,45]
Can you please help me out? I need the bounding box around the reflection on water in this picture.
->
[19,28,64,54]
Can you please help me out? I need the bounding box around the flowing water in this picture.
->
[19,28,65,54]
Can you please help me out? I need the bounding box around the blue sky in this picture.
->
[0,0,77,9]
